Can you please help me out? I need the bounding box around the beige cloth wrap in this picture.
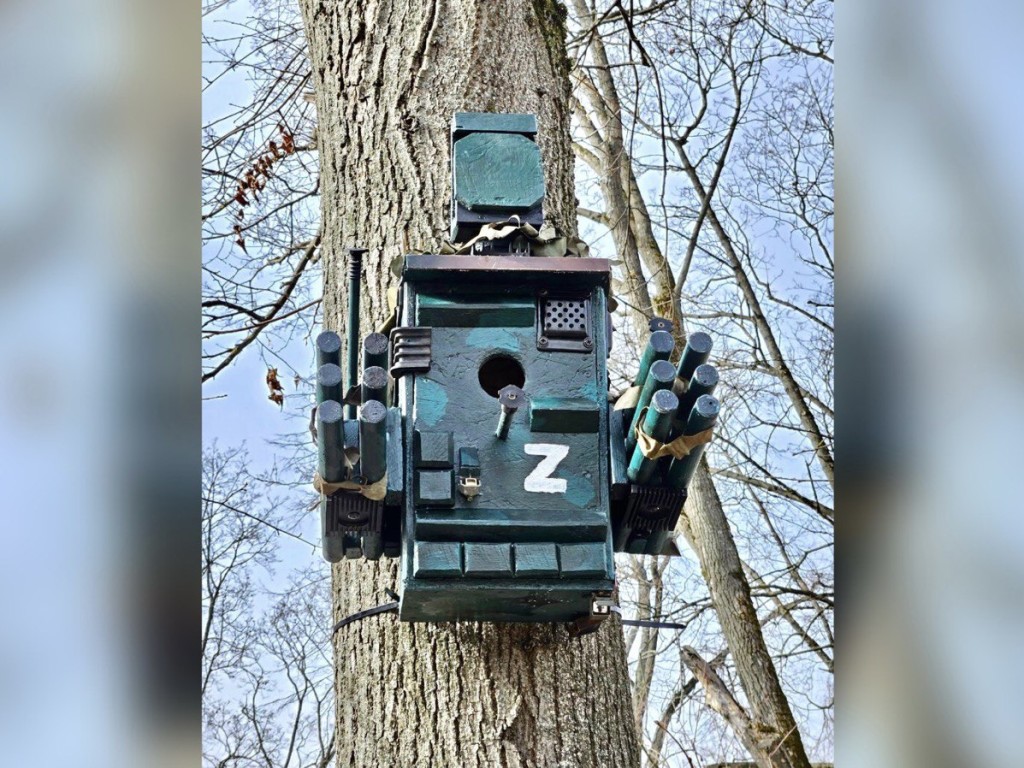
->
[631,406,714,460]
[313,472,388,502]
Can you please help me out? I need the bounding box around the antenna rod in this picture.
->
[346,247,367,418]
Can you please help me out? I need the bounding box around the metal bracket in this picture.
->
[389,327,432,378]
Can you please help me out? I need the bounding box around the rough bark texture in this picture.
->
[297,1,641,765]
[678,461,811,768]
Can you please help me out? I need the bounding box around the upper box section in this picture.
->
[450,112,544,242]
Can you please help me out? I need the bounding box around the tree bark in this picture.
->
[297,1,640,765]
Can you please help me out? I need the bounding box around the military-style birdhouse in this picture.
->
[313,113,720,630]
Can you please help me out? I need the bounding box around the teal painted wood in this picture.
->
[666,394,720,490]
[453,133,544,212]
[358,400,387,483]
[361,365,389,406]
[384,407,404,506]
[453,112,537,136]
[398,280,614,622]
[514,543,559,576]
[316,331,342,368]
[608,407,630,499]
[362,332,389,371]
[625,359,676,456]
[316,363,343,405]
[464,543,514,577]
[414,541,462,578]
[414,507,609,543]
[633,329,675,387]
[675,363,718,425]
[529,396,600,432]
[627,388,679,484]
[317,399,344,482]
[675,331,713,381]
[417,295,535,327]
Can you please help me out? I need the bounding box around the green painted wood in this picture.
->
[414,507,608,543]
[316,363,343,405]
[399,284,615,622]
[361,365,389,406]
[413,541,463,578]
[362,332,389,371]
[675,362,718,424]
[317,400,344,482]
[558,542,611,578]
[633,329,674,387]
[453,133,544,212]
[417,295,535,327]
[316,331,342,368]
[675,331,713,381]
[414,430,453,467]
[625,359,676,456]
[514,543,559,576]
[453,112,537,136]
[608,408,630,500]
[415,469,455,507]
[384,407,404,506]
[666,394,720,490]
[627,388,678,484]
[529,396,600,433]
[464,543,513,577]
[358,400,388,484]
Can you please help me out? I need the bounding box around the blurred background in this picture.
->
[0,0,1020,766]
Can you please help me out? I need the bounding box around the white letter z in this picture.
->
[523,444,570,493]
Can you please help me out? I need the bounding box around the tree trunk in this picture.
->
[297,1,641,765]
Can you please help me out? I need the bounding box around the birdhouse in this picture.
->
[313,113,720,629]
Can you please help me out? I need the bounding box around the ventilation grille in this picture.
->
[543,299,588,338]
[537,296,593,352]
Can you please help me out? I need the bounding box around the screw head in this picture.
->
[583,337,593,349]
[539,337,548,347]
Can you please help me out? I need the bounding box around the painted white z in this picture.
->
[523,443,570,493]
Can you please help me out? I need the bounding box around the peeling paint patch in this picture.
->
[416,378,448,426]
[467,327,521,351]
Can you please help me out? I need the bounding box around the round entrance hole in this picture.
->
[478,354,526,398]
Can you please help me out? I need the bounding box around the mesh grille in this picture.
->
[543,299,588,338]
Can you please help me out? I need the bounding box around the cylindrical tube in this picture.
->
[675,363,718,425]
[674,331,713,382]
[317,399,345,482]
[345,248,366,419]
[320,499,345,563]
[316,363,343,406]
[625,359,676,456]
[633,330,675,387]
[316,331,342,368]
[362,332,389,372]
[627,389,679,485]
[613,520,632,552]
[665,394,720,490]
[361,365,389,407]
[361,532,383,561]
[358,400,388,484]
[496,385,525,440]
